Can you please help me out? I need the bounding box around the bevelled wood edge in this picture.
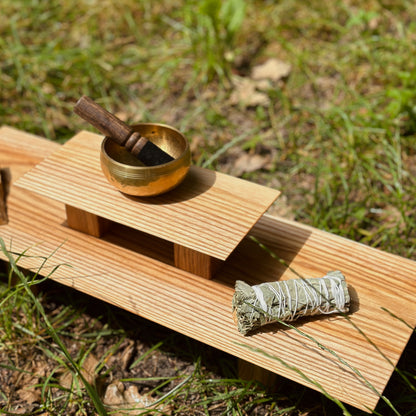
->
[0,168,11,225]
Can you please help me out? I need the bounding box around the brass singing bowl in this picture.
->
[100,123,191,196]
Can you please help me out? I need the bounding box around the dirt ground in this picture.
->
[2,269,415,415]
[0,274,339,415]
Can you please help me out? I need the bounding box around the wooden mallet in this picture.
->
[74,96,174,166]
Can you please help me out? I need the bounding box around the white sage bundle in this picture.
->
[232,271,350,335]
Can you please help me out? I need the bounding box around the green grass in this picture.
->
[0,243,301,415]
[1,0,415,258]
[1,243,415,415]
[1,0,416,414]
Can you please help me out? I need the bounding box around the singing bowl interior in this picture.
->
[100,123,191,196]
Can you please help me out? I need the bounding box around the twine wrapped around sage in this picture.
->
[232,271,350,335]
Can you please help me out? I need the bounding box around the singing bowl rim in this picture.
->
[102,123,189,169]
[100,122,191,196]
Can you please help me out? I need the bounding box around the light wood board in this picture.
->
[14,131,280,261]
[1,125,416,412]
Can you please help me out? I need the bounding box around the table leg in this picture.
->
[174,244,222,279]
[65,205,111,237]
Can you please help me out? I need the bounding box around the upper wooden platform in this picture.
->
[14,131,280,261]
[2,125,416,412]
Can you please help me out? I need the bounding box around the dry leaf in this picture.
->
[59,370,73,389]
[82,353,99,384]
[229,76,270,107]
[103,381,172,415]
[59,353,99,389]
[120,339,136,371]
[123,385,153,407]
[16,388,41,404]
[251,58,291,81]
[232,153,270,176]
[267,194,295,220]
[103,381,125,406]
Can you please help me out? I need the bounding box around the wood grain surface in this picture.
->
[2,125,416,412]
[14,131,280,261]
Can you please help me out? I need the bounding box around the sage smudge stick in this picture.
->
[232,271,350,335]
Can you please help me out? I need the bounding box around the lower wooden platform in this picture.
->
[2,125,416,412]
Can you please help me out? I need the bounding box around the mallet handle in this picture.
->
[74,96,133,146]
[74,96,174,165]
